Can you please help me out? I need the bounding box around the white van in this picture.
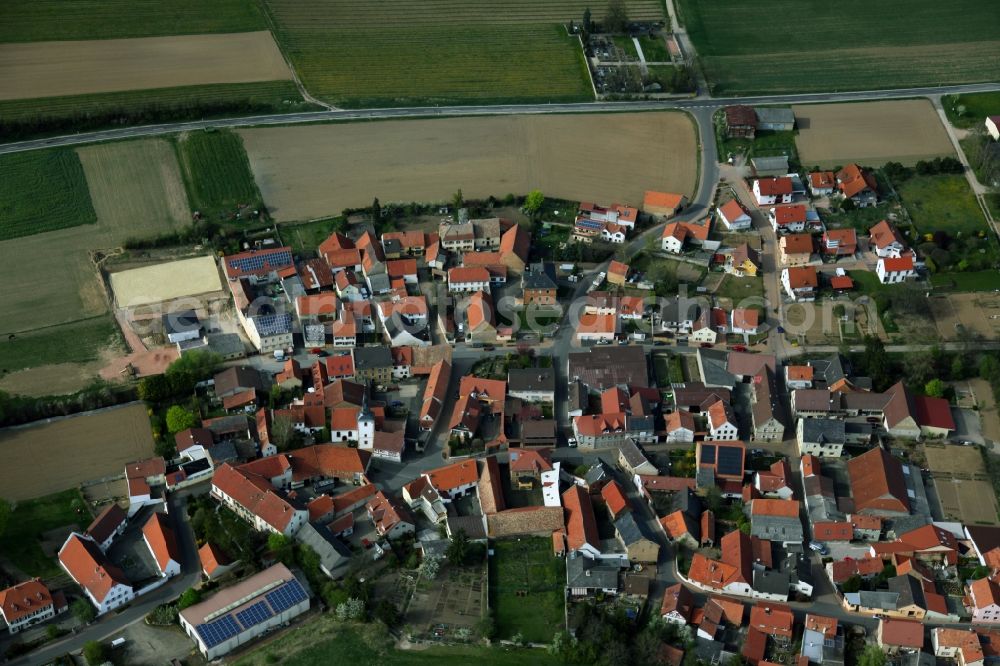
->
[110,638,126,649]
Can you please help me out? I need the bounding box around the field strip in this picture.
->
[793,99,955,167]
[0,31,292,101]
[109,256,224,307]
[239,112,697,221]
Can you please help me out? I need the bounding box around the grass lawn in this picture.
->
[282,217,348,256]
[820,202,893,233]
[715,118,797,164]
[233,617,558,666]
[0,0,266,42]
[489,537,565,643]
[677,0,1000,94]
[849,270,893,297]
[638,34,670,62]
[942,92,1000,129]
[612,35,639,59]
[0,489,91,577]
[176,130,264,221]
[712,274,765,307]
[930,270,1000,292]
[0,149,96,241]
[0,81,312,141]
[896,174,990,236]
[0,316,121,373]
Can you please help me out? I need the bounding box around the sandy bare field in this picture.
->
[0,403,155,501]
[793,100,955,167]
[929,292,1000,340]
[78,139,190,234]
[925,444,998,525]
[0,31,292,101]
[239,112,697,222]
[110,255,223,307]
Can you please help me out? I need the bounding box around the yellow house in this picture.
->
[723,243,761,277]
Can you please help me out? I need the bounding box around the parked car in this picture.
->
[700,342,712,348]
[483,344,495,351]
[391,400,404,407]
[732,344,747,352]
[362,538,373,550]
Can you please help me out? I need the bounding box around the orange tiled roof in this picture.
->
[781,232,813,254]
[751,498,799,518]
[563,484,599,552]
[756,177,793,196]
[804,613,837,638]
[0,579,54,624]
[59,534,130,603]
[142,513,180,572]
[785,266,818,288]
[644,191,685,210]
[601,480,630,517]
[426,459,479,493]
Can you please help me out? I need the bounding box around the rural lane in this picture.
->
[4,82,1000,156]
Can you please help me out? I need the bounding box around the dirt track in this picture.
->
[0,403,155,501]
[239,112,697,222]
[0,31,292,101]
[793,100,955,167]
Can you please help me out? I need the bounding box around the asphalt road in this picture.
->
[4,82,1000,155]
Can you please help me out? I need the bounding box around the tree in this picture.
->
[478,612,497,640]
[371,197,381,221]
[137,374,172,403]
[980,354,1000,383]
[165,405,197,434]
[903,351,935,388]
[840,575,863,593]
[704,485,723,514]
[271,414,297,451]
[452,189,464,212]
[419,555,441,580]
[82,641,106,666]
[335,597,366,621]
[925,378,947,398]
[374,600,400,627]
[583,7,593,33]
[71,598,96,624]
[447,529,470,566]
[858,644,887,666]
[861,336,892,391]
[177,587,202,610]
[604,0,629,33]
[268,533,293,563]
[524,189,545,218]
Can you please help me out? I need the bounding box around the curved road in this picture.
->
[3,82,1000,156]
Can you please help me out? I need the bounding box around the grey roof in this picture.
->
[522,263,558,290]
[252,313,293,336]
[697,348,737,388]
[751,155,790,171]
[888,574,926,610]
[856,590,900,610]
[382,238,402,255]
[295,523,350,575]
[508,368,555,393]
[163,310,201,336]
[751,514,804,543]
[801,628,826,664]
[752,367,786,429]
[618,439,651,469]
[794,389,839,413]
[695,467,715,489]
[809,355,847,386]
[584,460,613,486]
[753,569,790,596]
[205,415,251,437]
[841,391,890,412]
[755,107,795,124]
[207,441,238,465]
[800,418,846,445]
[447,515,487,540]
[672,382,732,409]
[568,379,589,412]
[568,346,649,391]
[367,272,391,294]
[566,552,620,590]
[614,512,654,546]
[206,333,246,358]
[353,346,393,370]
[660,296,702,324]
[673,488,702,517]
[214,366,264,397]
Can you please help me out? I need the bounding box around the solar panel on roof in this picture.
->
[700,444,716,464]
[265,579,307,613]
[195,615,240,648]
[716,446,743,477]
[252,314,292,336]
[228,250,293,274]
[235,600,272,630]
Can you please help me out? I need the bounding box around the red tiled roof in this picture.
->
[319,232,354,255]
[749,602,794,638]
[175,427,213,453]
[563,484,599,551]
[830,276,854,290]
[59,534,130,603]
[837,163,877,199]
[732,308,759,330]
[752,499,799,518]
[742,626,767,663]
[467,291,495,331]
[574,412,627,436]
[449,266,490,284]
[813,521,853,541]
[829,555,883,582]
[880,618,924,648]
[785,266,818,289]
[870,220,906,251]
[804,613,837,638]
[660,582,693,620]
[773,205,807,226]
[323,247,363,269]
[914,395,955,431]
[288,444,371,481]
[644,191,685,211]
[809,171,836,189]
[848,446,909,513]
[718,199,750,225]
[601,481,630,517]
[780,232,813,254]
[86,503,127,544]
[638,475,696,492]
[882,255,914,272]
[426,459,479,493]
[970,576,1000,610]
[756,177,793,196]
[608,260,630,277]
[212,463,299,532]
[142,513,180,573]
[0,579,54,624]
[509,448,552,474]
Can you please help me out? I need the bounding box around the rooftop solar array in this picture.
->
[252,313,292,336]
[716,445,744,476]
[195,615,240,649]
[266,578,308,613]
[576,219,604,230]
[193,578,309,649]
[227,249,293,275]
[700,444,716,464]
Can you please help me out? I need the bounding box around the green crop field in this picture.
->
[0,149,96,241]
[677,0,1000,94]
[262,0,663,106]
[0,0,266,42]
[0,81,309,141]
[0,489,91,577]
[176,130,264,220]
[897,175,990,237]
[489,537,566,643]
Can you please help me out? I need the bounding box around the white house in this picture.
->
[665,410,696,443]
[784,365,813,390]
[717,200,752,231]
[142,513,182,578]
[730,308,759,336]
[602,223,628,244]
[753,177,793,206]
[808,171,836,197]
[707,400,739,440]
[781,267,818,302]
[869,221,908,258]
[59,534,135,615]
[0,580,61,634]
[448,267,491,294]
[769,205,807,233]
[876,256,915,284]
